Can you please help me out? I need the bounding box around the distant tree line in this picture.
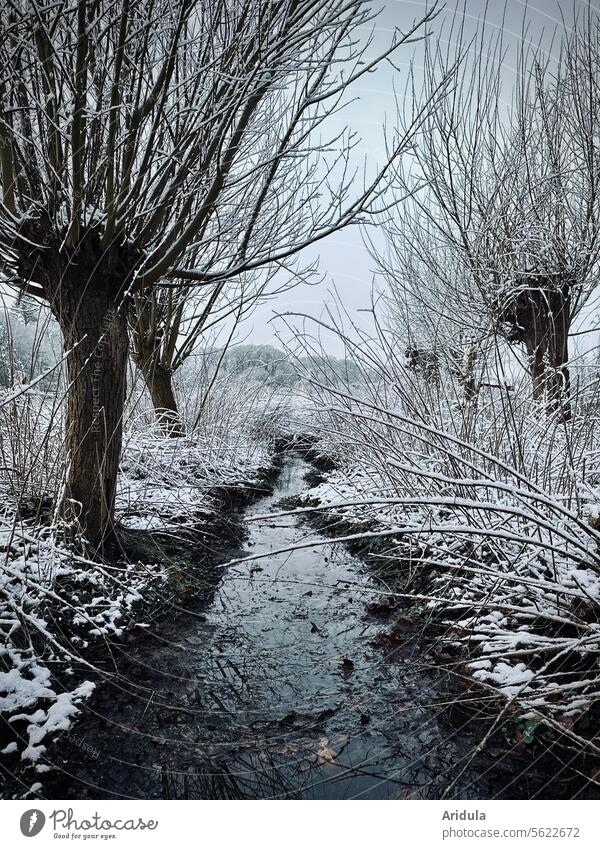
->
[200,344,368,389]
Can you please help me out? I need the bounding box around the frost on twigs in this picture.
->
[117,395,281,532]
[299,383,600,732]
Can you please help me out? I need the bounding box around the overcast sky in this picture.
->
[236,0,591,356]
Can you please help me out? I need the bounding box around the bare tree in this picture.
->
[0,0,441,548]
[126,0,443,437]
[130,263,305,435]
[378,12,600,421]
[374,215,491,406]
[490,25,600,417]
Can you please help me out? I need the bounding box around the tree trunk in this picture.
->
[134,351,183,437]
[54,289,128,549]
[546,288,571,422]
[517,281,571,421]
[525,336,546,402]
[15,220,138,551]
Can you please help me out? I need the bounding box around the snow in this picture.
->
[472,662,536,698]
[297,393,600,724]
[0,395,280,790]
[0,525,167,773]
[20,683,95,763]
[117,419,275,533]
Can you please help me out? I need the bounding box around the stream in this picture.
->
[42,454,523,800]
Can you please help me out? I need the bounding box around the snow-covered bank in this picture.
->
[0,522,168,799]
[294,399,600,751]
[0,395,285,794]
[118,426,276,532]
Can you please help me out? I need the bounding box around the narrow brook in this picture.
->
[44,454,515,799]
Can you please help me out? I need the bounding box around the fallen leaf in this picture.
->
[392,615,414,632]
[316,737,336,763]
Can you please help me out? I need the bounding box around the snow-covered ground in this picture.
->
[297,393,600,738]
[0,529,164,772]
[0,382,285,789]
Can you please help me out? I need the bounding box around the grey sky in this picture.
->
[238,0,592,355]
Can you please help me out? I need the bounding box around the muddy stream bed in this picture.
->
[38,454,550,800]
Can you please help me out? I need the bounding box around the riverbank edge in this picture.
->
[286,437,600,800]
[0,439,289,799]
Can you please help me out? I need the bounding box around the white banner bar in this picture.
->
[0,800,598,848]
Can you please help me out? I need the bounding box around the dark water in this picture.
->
[36,455,522,799]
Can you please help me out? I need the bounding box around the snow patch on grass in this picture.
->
[300,405,600,727]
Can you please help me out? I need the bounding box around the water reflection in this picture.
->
[39,455,512,799]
